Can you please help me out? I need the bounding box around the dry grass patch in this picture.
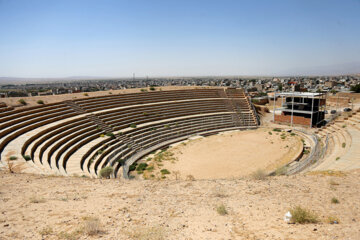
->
[289,206,319,224]
[29,196,46,203]
[82,216,103,236]
[39,226,53,237]
[331,197,340,204]
[251,169,267,180]
[308,170,346,177]
[127,226,165,240]
[329,179,340,186]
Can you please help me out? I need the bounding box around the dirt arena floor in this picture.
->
[137,128,303,180]
[0,170,359,240]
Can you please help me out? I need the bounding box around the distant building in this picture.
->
[273,92,326,128]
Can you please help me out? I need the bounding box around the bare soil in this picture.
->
[0,169,359,239]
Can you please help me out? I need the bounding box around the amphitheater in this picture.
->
[1,87,360,240]
[0,87,261,178]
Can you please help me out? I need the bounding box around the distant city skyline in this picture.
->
[0,0,360,78]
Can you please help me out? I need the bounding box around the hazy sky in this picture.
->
[0,0,360,78]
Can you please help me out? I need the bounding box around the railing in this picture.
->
[285,129,326,175]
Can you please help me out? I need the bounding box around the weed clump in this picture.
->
[18,99,27,105]
[99,166,113,178]
[289,206,319,224]
[216,204,228,216]
[160,169,170,175]
[83,217,102,236]
[331,197,340,204]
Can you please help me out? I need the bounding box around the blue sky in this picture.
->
[0,0,359,78]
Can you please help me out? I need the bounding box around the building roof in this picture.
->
[275,92,326,98]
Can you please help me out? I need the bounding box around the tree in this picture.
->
[350,84,360,93]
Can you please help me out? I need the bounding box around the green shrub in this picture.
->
[117,159,125,165]
[273,128,281,132]
[18,99,27,105]
[160,169,170,175]
[129,162,138,172]
[136,163,148,172]
[290,133,296,136]
[106,132,115,138]
[109,92,112,94]
[9,156,17,161]
[37,100,44,104]
[289,206,319,224]
[130,123,137,128]
[268,131,272,135]
[336,157,340,161]
[149,86,156,91]
[23,155,31,161]
[99,134,105,137]
[140,88,147,92]
[99,166,113,179]
[216,204,228,215]
[84,93,89,96]
[342,143,346,148]
[331,197,339,204]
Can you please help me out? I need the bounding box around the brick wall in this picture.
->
[274,114,311,126]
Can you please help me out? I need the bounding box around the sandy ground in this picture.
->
[0,170,359,240]
[157,129,303,180]
[0,86,218,107]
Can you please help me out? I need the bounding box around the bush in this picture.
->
[331,197,339,204]
[9,156,17,161]
[268,131,272,135]
[99,166,113,178]
[22,155,31,161]
[106,132,115,138]
[18,99,27,105]
[129,162,138,172]
[99,134,105,137]
[37,100,44,104]
[160,169,170,175]
[140,88,147,92]
[84,93,89,96]
[289,206,319,224]
[149,86,156,91]
[251,169,267,180]
[216,204,228,215]
[136,163,148,172]
[342,143,346,148]
[117,158,125,165]
[273,128,281,132]
[130,123,137,128]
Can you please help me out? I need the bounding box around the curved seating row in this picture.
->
[0,88,258,178]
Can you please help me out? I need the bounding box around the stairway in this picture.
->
[65,100,113,133]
